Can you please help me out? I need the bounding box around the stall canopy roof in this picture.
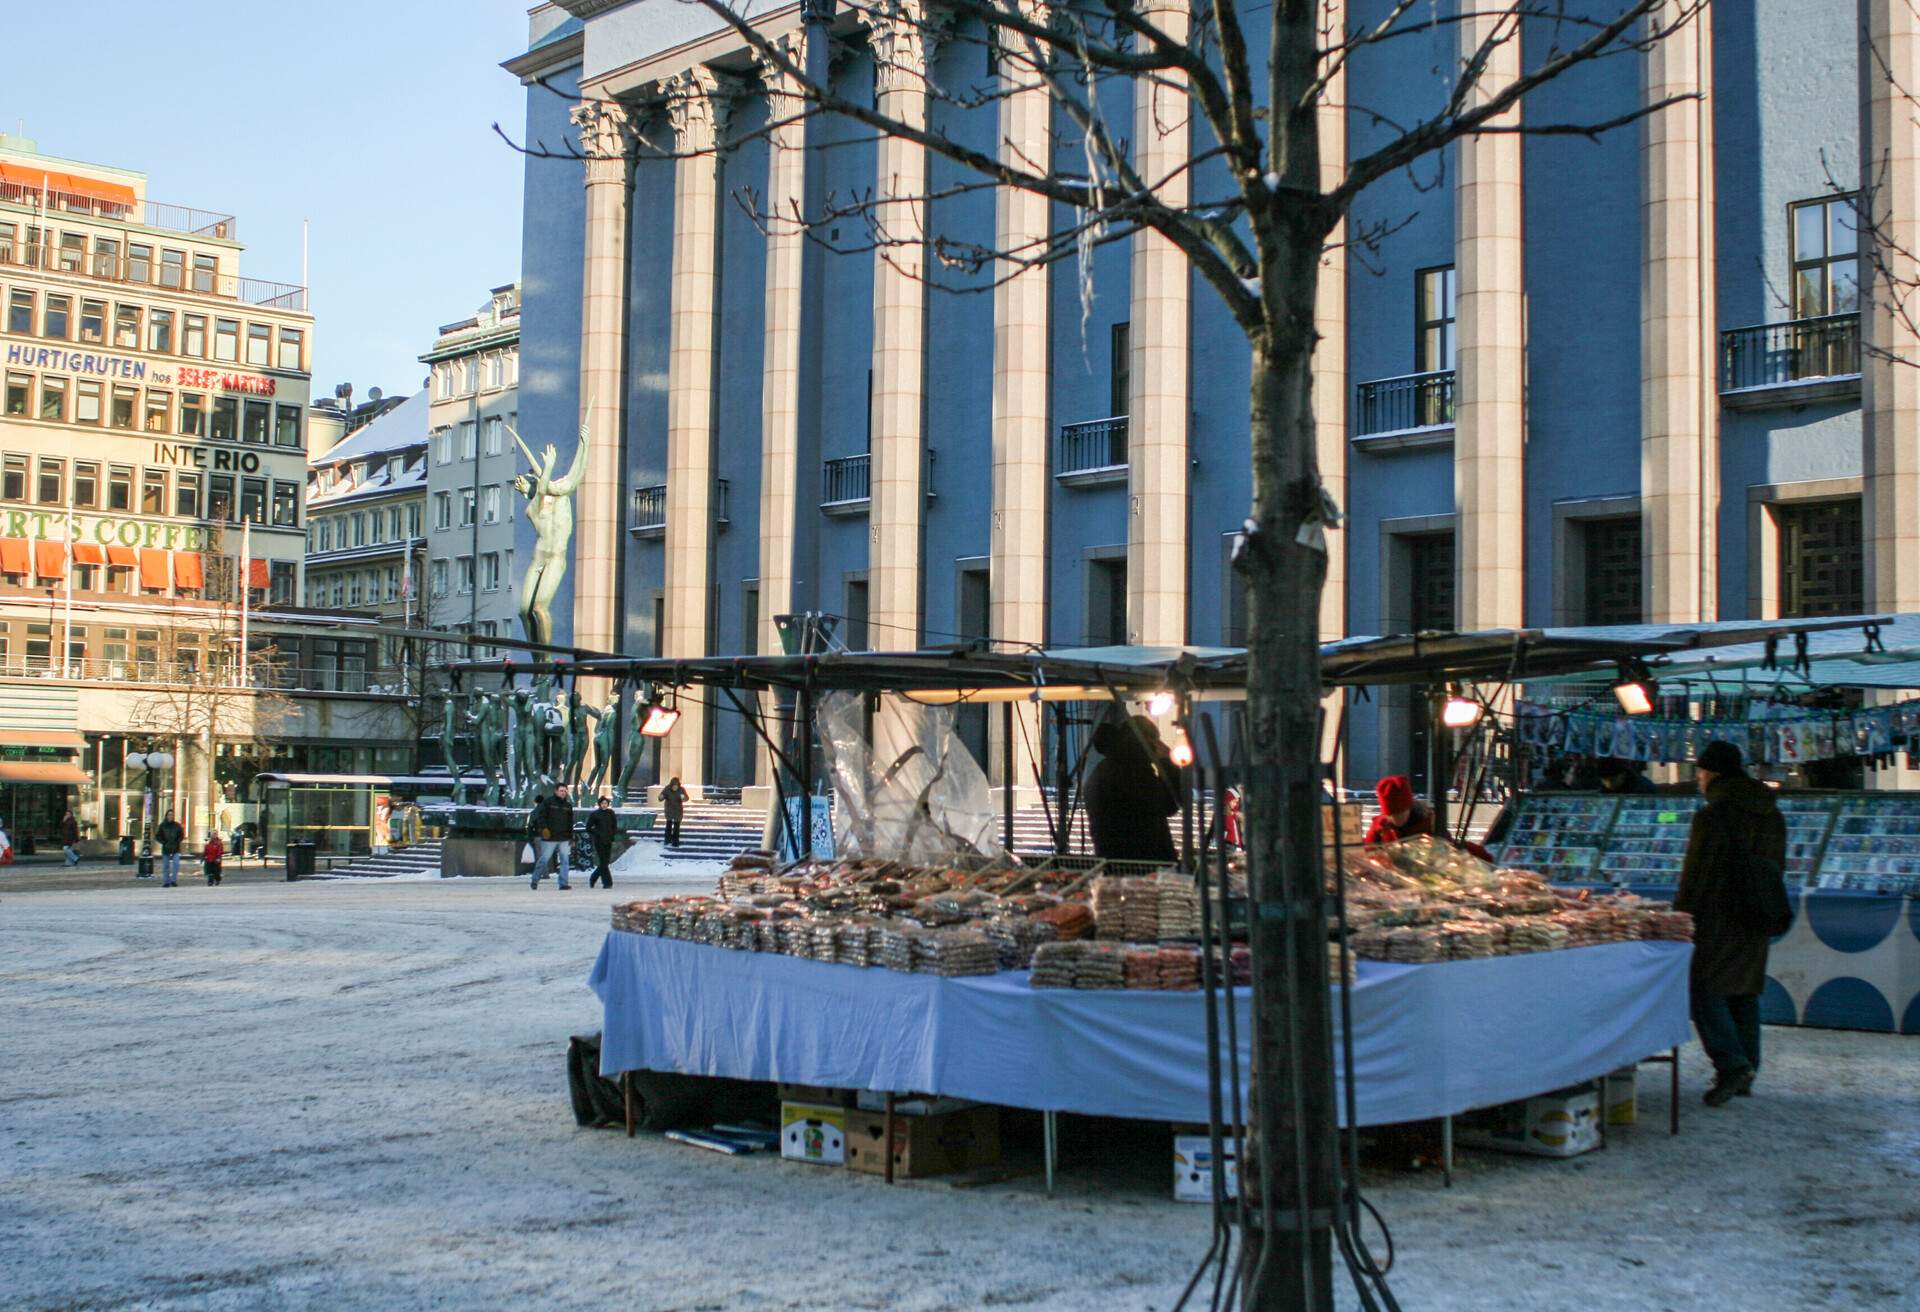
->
[0,760,89,785]
[252,773,475,789]
[452,616,1881,695]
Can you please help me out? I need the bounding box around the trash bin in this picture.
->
[286,840,316,881]
[117,835,134,864]
[137,847,154,878]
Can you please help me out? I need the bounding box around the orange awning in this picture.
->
[0,161,137,208]
[1,731,85,749]
[138,548,169,591]
[173,551,204,589]
[106,546,137,568]
[0,539,28,575]
[34,540,65,580]
[0,760,90,785]
[248,558,270,589]
[72,543,106,566]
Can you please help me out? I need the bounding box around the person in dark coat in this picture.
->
[659,777,688,848]
[61,809,81,866]
[1085,715,1180,864]
[201,832,224,886]
[529,785,575,890]
[1674,740,1785,1106]
[1596,758,1657,795]
[586,794,619,889]
[155,813,185,887]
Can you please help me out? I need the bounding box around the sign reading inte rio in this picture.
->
[2,343,278,396]
[0,510,217,552]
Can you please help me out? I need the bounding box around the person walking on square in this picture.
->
[201,832,224,886]
[61,809,81,866]
[155,813,185,887]
[529,785,574,890]
[1085,714,1180,864]
[1676,740,1788,1106]
[660,777,688,848]
[587,794,618,889]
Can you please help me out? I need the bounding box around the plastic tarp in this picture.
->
[815,690,1003,864]
[591,934,1692,1126]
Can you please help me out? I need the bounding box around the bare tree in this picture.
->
[505,2,1701,1303]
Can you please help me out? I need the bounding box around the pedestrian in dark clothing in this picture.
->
[660,777,688,848]
[1365,776,1435,845]
[155,814,185,887]
[1675,740,1786,1106]
[1085,715,1180,864]
[529,785,575,889]
[201,833,224,886]
[1596,758,1657,795]
[587,795,619,888]
[61,810,81,866]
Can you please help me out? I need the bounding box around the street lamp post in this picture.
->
[124,744,174,880]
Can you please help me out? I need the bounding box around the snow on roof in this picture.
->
[314,389,430,467]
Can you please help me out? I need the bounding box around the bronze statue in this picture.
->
[507,408,590,648]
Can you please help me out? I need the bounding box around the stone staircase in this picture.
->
[313,839,445,880]
[627,791,770,863]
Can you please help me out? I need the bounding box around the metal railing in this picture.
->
[0,242,305,311]
[629,480,729,534]
[0,183,236,238]
[0,657,397,694]
[143,201,238,240]
[1720,313,1860,392]
[1354,369,1456,436]
[1057,416,1129,476]
[823,453,871,505]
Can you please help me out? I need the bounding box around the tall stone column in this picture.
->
[569,99,637,658]
[1641,2,1716,623]
[991,8,1051,786]
[1314,0,1348,644]
[1128,0,1192,646]
[868,1,933,649]
[1453,15,1527,630]
[660,69,730,787]
[758,35,808,657]
[1863,0,1920,611]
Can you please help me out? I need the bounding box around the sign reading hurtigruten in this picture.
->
[2,342,276,395]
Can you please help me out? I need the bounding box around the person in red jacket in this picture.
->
[1365,775,1493,860]
[201,832,225,886]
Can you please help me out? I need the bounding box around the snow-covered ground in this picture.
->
[1,877,1915,1311]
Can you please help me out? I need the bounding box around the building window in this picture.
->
[4,373,27,417]
[1578,517,1643,627]
[74,461,98,509]
[1415,265,1457,374]
[174,472,199,519]
[278,328,303,372]
[144,390,171,433]
[75,381,103,425]
[147,308,174,355]
[483,416,503,455]
[480,484,499,523]
[141,469,167,515]
[208,474,234,522]
[245,322,272,366]
[113,304,140,350]
[463,359,478,393]
[1085,556,1127,646]
[1778,499,1864,617]
[267,403,298,448]
[352,512,366,546]
[192,254,217,294]
[432,428,452,465]
[160,249,185,289]
[36,458,62,506]
[456,555,475,594]
[459,422,477,460]
[125,242,150,282]
[110,386,137,429]
[242,399,270,444]
[7,290,33,335]
[481,552,500,591]
[211,396,238,442]
[1406,532,1457,633]
[349,573,364,606]
[435,364,452,400]
[430,560,448,597]
[487,354,504,388]
[56,232,85,272]
[407,503,421,537]
[108,464,133,512]
[38,376,66,422]
[3,455,26,503]
[434,492,451,530]
[384,505,400,540]
[1790,195,1860,319]
[459,487,476,526]
[91,236,118,277]
[180,393,206,438]
[240,477,267,524]
[213,318,239,362]
[1109,321,1130,418]
[43,294,71,339]
[269,561,295,605]
[183,314,207,357]
[78,298,105,344]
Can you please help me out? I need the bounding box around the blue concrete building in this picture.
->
[505,1,1896,790]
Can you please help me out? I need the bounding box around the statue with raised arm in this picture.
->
[615,697,649,801]
[442,694,466,804]
[584,698,619,797]
[508,407,591,649]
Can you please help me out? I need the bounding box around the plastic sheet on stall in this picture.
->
[815,690,1005,864]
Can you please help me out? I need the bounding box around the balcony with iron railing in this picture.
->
[822,453,871,510]
[0,178,237,239]
[1353,369,1456,447]
[0,657,399,695]
[1719,313,1861,409]
[1056,417,1129,485]
[629,480,730,537]
[0,236,305,311]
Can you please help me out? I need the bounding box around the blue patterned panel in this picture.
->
[1801,978,1896,1033]
[1804,892,1904,954]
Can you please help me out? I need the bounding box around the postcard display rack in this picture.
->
[1496,792,1920,1035]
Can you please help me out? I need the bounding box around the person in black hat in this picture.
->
[1085,713,1180,864]
[1675,740,1787,1106]
[586,794,619,889]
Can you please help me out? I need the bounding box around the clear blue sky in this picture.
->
[4,1,532,401]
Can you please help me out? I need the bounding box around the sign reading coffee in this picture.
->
[0,510,213,552]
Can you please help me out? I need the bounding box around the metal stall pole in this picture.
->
[1043,1109,1057,1196]
[1426,686,1450,836]
[798,682,816,859]
[1002,700,1015,853]
[1052,701,1070,855]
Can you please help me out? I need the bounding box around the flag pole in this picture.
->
[239,518,251,687]
[62,502,73,677]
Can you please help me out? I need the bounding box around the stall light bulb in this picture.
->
[1441,696,1483,730]
[1147,690,1177,718]
[1613,681,1654,717]
[639,704,682,738]
[1170,729,1195,768]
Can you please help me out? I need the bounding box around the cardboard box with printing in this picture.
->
[845,1105,1001,1178]
[780,1101,848,1165]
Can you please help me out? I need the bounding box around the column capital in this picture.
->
[868,0,945,96]
[570,99,636,184]
[755,31,809,106]
[663,66,739,154]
